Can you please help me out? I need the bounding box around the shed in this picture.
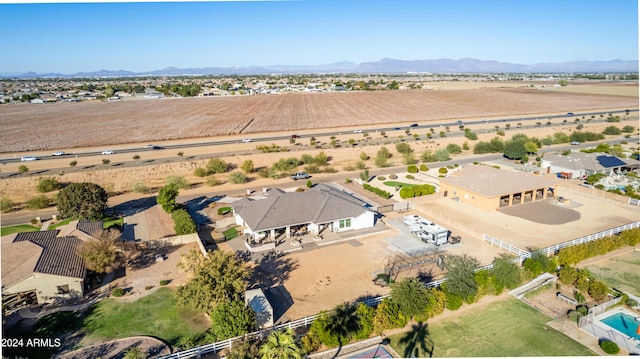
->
[245,288,274,328]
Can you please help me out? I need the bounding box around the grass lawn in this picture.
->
[48,217,74,230]
[102,217,124,229]
[585,250,640,295]
[383,181,416,188]
[6,287,209,359]
[0,224,40,236]
[388,298,596,357]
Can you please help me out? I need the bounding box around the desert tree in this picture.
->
[443,254,480,302]
[157,183,179,213]
[78,228,123,274]
[208,300,256,341]
[57,182,108,220]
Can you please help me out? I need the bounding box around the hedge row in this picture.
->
[556,228,640,266]
[363,183,391,199]
[399,184,436,199]
[171,208,197,235]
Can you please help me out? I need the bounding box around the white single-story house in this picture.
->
[232,184,376,242]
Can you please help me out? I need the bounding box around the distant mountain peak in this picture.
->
[2,57,637,78]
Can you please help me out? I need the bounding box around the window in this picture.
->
[57,285,70,294]
[339,219,352,228]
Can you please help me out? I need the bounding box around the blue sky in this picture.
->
[1,0,637,73]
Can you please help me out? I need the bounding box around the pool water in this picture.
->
[601,312,640,339]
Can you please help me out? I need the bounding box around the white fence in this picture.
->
[482,234,530,257]
[163,221,640,358]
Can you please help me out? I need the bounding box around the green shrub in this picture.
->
[377,176,386,181]
[26,195,50,210]
[171,208,197,235]
[36,177,62,193]
[405,174,415,180]
[69,160,77,167]
[167,175,190,189]
[193,167,207,177]
[399,187,414,199]
[112,288,125,297]
[407,164,418,173]
[419,164,428,171]
[229,172,248,184]
[599,340,619,354]
[356,161,367,170]
[464,131,478,140]
[102,159,110,165]
[306,179,312,188]
[160,280,170,286]
[206,176,223,186]
[132,182,148,194]
[567,310,582,323]
[18,165,29,173]
[145,285,154,290]
[438,167,448,174]
[1,197,15,213]
[207,158,230,174]
[363,184,391,199]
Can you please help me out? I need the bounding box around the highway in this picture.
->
[0,108,635,165]
[1,136,636,227]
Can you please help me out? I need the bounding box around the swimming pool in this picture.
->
[601,312,640,339]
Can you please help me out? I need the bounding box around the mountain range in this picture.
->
[3,58,638,78]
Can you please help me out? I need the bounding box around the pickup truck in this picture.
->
[290,172,310,180]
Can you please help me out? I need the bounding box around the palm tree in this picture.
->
[259,328,302,359]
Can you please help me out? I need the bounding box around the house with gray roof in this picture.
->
[541,152,639,179]
[232,184,375,242]
[1,220,102,309]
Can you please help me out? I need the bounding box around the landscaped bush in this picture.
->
[36,177,62,193]
[145,285,154,290]
[389,174,397,180]
[256,143,288,153]
[419,164,428,171]
[405,174,415,180]
[363,184,391,199]
[228,172,248,184]
[171,209,197,235]
[112,288,125,297]
[167,175,190,189]
[377,176,386,181]
[206,176,223,186]
[160,280,170,286]
[567,310,582,323]
[439,167,448,174]
[407,164,418,173]
[599,340,620,354]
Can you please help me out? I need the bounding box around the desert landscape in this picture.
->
[0,82,637,152]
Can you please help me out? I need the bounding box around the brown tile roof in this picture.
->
[8,230,86,279]
[233,184,372,232]
[76,220,103,237]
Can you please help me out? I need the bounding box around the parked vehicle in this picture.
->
[101,150,114,155]
[21,156,37,161]
[290,172,310,180]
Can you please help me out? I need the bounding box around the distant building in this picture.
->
[439,165,557,211]
[541,152,639,178]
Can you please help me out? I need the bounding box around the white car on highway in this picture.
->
[101,150,115,155]
[241,139,253,143]
[21,156,37,161]
[353,129,363,133]
[52,151,65,156]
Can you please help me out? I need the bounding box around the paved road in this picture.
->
[1,136,636,227]
[1,109,635,166]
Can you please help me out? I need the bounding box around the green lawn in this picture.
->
[383,181,416,188]
[0,224,40,236]
[388,298,596,357]
[48,217,74,230]
[6,287,210,359]
[585,250,640,295]
[102,217,124,229]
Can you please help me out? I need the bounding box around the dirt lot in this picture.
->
[0,83,637,152]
